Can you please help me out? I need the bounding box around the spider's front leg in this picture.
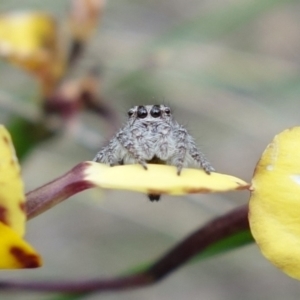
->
[116,130,148,170]
[186,134,215,174]
[93,138,122,166]
[172,126,188,175]
[171,125,215,175]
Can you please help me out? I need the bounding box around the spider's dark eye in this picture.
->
[150,105,161,118]
[164,107,171,115]
[137,106,148,118]
[127,109,134,117]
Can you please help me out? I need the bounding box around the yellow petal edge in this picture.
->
[85,162,249,195]
[0,125,42,268]
[0,124,25,236]
[0,222,41,269]
[249,127,300,280]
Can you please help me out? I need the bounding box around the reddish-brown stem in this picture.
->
[25,162,93,220]
[0,274,152,293]
[147,204,249,280]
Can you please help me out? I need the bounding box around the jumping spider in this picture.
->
[93,104,215,201]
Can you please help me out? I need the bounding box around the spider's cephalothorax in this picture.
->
[93,105,215,201]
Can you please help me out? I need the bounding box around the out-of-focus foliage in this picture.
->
[68,0,105,42]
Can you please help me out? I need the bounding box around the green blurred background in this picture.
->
[1,0,300,299]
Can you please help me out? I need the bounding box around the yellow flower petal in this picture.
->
[0,125,25,236]
[0,125,42,269]
[0,12,58,72]
[85,162,249,195]
[249,127,300,280]
[0,222,41,269]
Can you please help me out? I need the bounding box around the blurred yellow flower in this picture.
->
[0,12,64,96]
[0,12,59,70]
[249,127,300,280]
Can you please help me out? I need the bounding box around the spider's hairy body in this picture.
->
[93,105,215,201]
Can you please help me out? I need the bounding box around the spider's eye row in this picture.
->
[137,106,148,118]
[127,110,134,117]
[164,107,171,115]
[150,105,161,118]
